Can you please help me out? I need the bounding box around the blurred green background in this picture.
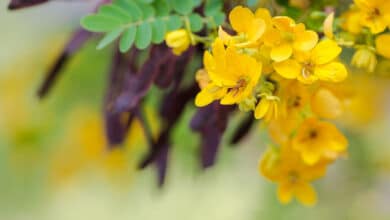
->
[1,1,390,220]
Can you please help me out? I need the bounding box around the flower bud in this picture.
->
[165,29,190,55]
[351,47,377,72]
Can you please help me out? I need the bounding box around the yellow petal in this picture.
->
[277,183,293,204]
[294,30,318,51]
[312,39,341,65]
[203,51,215,73]
[247,18,266,42]
[218,26,233,44]
[254,8,272,27]
[272,16,295,32]
[270,43,293,62]
[323,12,334,39]
[273,59,301,79]
[311,88,343,119]
[364,17,387,34]
[195,84,225,107]
[301,149,321,165]
[293,182,317,206]
[376,34,390,59]
[195,89,214,107]
[255,99,270,119]
[314,62,348,82]
[229,6,254,33]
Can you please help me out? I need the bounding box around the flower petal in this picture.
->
[272,16,295,32]
[247,18,266,42]
[270,43,293,61]
[255,99,270,119]
[294,30,318,51]
[323,12,334,39]
[312,39,341,65]
[301,148,322,165]
[311,88,343,119]
[277,183,293,204]
[273,59,301,79]
[293,182,317,206]
[376,34,390,59]
[229,6,254,33]
[314,62,348,82]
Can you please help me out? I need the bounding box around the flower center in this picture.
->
[368,8,381,20]
[288,170,299,184]
[229,78,247,96]
[302,61,315,79]
[309,129,318,139]
[290,95,302,108]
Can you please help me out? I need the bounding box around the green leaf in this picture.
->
[168,0,194,15]
[97,28,124,50]
[153,0,170,16]
[188,13,203,32]
[205,0,222,17]
[135,23,152,49]
[212,11,226,26]
[81,15,123,32]
[98,4,132,22]
[166,14,183,31]
[113,0,143,20]
[120,26,137,52]
[139,3,155,18]
[151,18,166,43]
[137,0,154,3]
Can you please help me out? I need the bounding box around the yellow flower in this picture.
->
[254,96,279,121]
[195,38,262,106]
[340,5,363,34]
[260,144,327,206]
[292,118,348,165]
[165,29,191,55]
[375,34,390,59]
[264,16,318,62]
[351,47,377,72]
[219,6,266,48]
[279,80,310,116]
[354,0,390,34]
[273,39,347,84]
[311,87,343,119]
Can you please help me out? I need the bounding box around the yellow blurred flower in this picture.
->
[260,145,327,206]
[264,16,318,62]
[195,38,262,106]
[311,87,343,119]
[351,46,377,72]
[292,118,348,165]
[375,33,390,59]
[165,29,191,55]
[219,6,266,48]
[49,107,148,186]
[279,80,310,116]
[354,0,390,34]
[340,5,363,34]
[273,39,347,84]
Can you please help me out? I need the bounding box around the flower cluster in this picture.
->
[339,0,390,72]
[11,0,390,208]
[165,6,349,205]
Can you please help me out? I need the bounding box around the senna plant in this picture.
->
[7,0,390,206]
